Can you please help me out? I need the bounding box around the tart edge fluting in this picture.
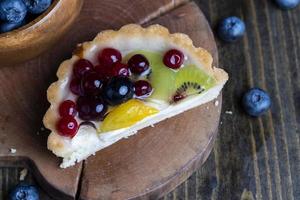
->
[43,24,228,167]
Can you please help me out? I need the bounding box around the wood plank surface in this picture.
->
[162,0,300,200]
[1,0,300,200]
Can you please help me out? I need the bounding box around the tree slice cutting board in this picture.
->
[0,1,222,200]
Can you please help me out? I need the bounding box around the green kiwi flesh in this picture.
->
[124,50,216,103]
[174,65,216,100]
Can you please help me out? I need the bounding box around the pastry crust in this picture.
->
[43,24,228,167]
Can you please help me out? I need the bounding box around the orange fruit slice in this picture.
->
[99,99,159,132]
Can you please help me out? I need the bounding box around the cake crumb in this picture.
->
[19,168,28,181]
[214,100,219,106]
[150,124,155,128]
[225,111,233,115]
[10,148,17,154]
[206,106,209,110]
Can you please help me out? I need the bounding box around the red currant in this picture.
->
[98,48,122,66]
[134,80,152,97]
[59,100,77,117]
[77,96,108,121]
[73,59,94,78]
[56,116,78,138]
[81,72,104,96]
[128,54,149,74]
[163,49,184,69]
[111,63,130,77]
[95,65,112,81]
[70,78,84,96]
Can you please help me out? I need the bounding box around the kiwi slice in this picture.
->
[174,65,216,101]
[125,50,176,102]
[124,51,216,103]
[149,57,176,102]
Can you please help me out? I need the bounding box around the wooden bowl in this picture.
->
[0,0,83,66]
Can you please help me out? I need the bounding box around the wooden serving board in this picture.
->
[0,1,222,199]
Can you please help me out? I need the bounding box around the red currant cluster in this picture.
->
[56,48,184,138]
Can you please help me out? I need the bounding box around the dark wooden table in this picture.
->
[1,0,299,199]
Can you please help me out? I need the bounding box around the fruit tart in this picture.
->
[43,24,228,168]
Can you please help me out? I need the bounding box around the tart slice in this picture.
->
[43,24,228,168]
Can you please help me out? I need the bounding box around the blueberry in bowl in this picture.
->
[23,0,52,14]
[0,20,25,33]
[0,0,27,23]
[0,0,83,66]
[0,0,27,33]
[0,0,50,34]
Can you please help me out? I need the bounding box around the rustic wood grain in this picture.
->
[1,0,300,200]
[162,0,300,200]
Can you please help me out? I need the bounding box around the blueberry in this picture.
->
[0,0,27,23]
[274,0,300,9]
[218,16,245,42]
[23,0,52,14]
[242,88,271,117]
[104,77,134,106]
[9,182,39,200]
[0,19,25,33]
